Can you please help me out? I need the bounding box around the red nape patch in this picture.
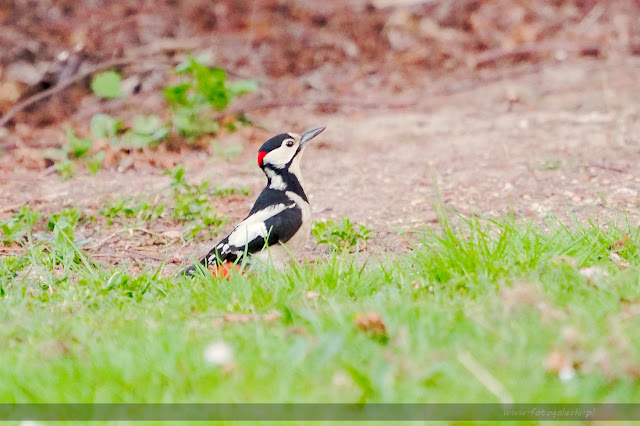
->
[207,263,247,280]
[257,151,267,167]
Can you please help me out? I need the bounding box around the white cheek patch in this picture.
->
[263,145,296,168]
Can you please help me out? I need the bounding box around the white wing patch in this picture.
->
[227,203,289,247]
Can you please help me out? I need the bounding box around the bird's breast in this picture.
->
[283,190,311,252]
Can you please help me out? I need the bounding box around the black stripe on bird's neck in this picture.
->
[264,165,308,202]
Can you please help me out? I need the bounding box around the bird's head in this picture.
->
[257,126,325,171]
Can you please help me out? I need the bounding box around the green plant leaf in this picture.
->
[87,151,105,176]
[0,206,40,244]
[312,217,373,252]
[91,71,123,99]
[164,83,191,106]
[55,159,75,180]
[172,106,219,137]
[165,55,257,137]
[122,115,169,148]
[66,129,92,159]
[43,148,68,161]
[90,114,123,139]
[175,54,211,74]
[226,79,258,97]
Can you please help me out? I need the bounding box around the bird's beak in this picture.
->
[300,126,326,147]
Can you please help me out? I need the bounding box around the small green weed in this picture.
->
[0,255,28,285]
[312,217,373,252]
[211,185,250,197]
[54,58,254,179]
[86,151,106,176]
[47,130,101,178]
[54,159,75,180]
[211,140,244,160]
[0,206,41,245]
[91,70,123,99]
[66,130,92,159]
[122,115,169,148]
[99,197,165,225]
[168,165,226,239]
[46,208,83,265]
[541,159,562,170]
[164,55,257,138]
[90,113,123,140]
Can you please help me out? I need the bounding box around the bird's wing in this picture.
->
[179,201,302,276]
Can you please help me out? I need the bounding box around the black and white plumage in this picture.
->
[179,126,325,277]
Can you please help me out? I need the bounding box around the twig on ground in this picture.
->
[0,57,135,128]
[576,3,606,32]
[132,227,166,239]
[590,163,627,174]
[473,41,601,69]
[123,249,165,261]
[457,351,514,404]
[39,166,59,178]
[84,227,171,251]
[0,36,265,131]
[90,250,165,261]
[0,248,26,256]
[83,230,123,251]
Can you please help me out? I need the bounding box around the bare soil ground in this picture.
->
[1,0,639,273]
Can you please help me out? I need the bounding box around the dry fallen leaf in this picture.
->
[608,252,630,268]
[286,327,307,336]
[609,234,630,251]
[579,266,609,282]
[160,230,181,240]
[581,347,612,378]
[305,291,321,300]
[501,282,565,323]
[0,81,21,104]
[550,255,578,268]
[38,339,70,359]
[500,282,543,309]
[626,364,640,380]
[561,326,582,348]
[536,302,566,323]
[355,312,387,336]
[544,349,576,381]
[617,303,640,321]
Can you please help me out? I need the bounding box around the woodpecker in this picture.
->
[179,126,326,277]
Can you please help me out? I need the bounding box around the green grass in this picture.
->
[1,208,640,406]
[312,217,373,252]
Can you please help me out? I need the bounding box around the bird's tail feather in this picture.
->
[176,255,211,278]
[176,260,244,279]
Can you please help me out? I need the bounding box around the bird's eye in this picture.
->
[285,140,295,147]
